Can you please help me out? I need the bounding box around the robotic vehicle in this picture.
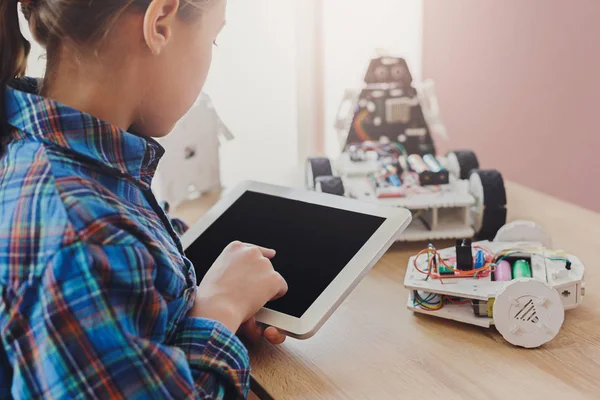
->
[307,56,506,241]
[403,221,586,348]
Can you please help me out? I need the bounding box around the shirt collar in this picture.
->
[4,78,164,188]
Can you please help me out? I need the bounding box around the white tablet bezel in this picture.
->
[181,181,411,339]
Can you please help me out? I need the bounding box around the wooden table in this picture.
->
[173,181,600,400]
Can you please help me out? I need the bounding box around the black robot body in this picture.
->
[346,57,436,156]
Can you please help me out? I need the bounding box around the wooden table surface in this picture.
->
[173,181,600,400]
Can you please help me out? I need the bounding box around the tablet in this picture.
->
[181,181,411,339]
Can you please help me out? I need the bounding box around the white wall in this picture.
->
[21,1,424,188]
[21,2,300,189]
[203,0,299,187]
[323,0,424,157]
[20,11,45,77]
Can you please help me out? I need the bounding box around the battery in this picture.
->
[407,154,429,174]
[512,259,532,279]
[422,154,444,173]
[493,260,512,281]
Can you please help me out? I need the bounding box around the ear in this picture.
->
[143,0,180,55]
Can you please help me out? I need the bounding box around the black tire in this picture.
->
[478,207,507,241]
[315,176,345,196]
[306,157,333,189]
[449,150,479,180]
[470,169,507,240]
[474,169,507,207]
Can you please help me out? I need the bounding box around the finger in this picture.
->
[264,327,286,345]
[243,243,276,259]
[270,272,288,301]
[239,318,263,344]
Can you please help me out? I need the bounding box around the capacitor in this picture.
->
[407,154,429,174]
[493,260,512,281]
[423,154,444,173]
[474,249,486,269]
[512,259,532,279]
[388,174,402,187]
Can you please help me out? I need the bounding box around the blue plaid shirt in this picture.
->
[0,79,250,399]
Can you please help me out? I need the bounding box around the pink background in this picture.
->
[422,0,600,213]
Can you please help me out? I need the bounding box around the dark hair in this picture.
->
[0,0,213,155]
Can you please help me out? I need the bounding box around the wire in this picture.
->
[413,245,494,281]
[445,296,471,305]
[391,142,408,158]
[494,248,570,265]
[413,291,472,311]
[353,109,373,142]
[413,291,444,311]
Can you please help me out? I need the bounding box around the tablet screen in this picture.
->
[184,191,385,318]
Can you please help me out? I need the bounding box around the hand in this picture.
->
[190,241,288,333]
[239,317,286,345]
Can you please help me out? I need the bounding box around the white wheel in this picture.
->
[469,172,485,232]
[494,220,552,248]
[445,152,461,179]
[493,279,564,348]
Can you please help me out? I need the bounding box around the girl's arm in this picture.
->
[3,242,250,399]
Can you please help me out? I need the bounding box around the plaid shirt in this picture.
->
[0,80,250,399]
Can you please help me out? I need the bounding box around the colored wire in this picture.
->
[444,296,471,305]
[392,142,408,158]
[413,291,472,311]
[413,245,494,281]
[413,291,444,311]
[353,109,373,142]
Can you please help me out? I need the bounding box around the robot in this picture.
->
[153,93,233,209]
[307,56,506,241]
[403,221,586,348]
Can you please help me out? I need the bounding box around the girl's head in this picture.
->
[0,0,226,137]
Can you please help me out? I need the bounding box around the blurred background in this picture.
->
[22,0,600,213]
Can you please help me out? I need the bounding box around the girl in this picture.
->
[0,0,288,399]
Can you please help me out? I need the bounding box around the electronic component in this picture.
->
[388,174,402,187]
[438,264,454,275]
[494,260,512,281]
[385,97,414,124]
[408,154,449,186]
[474,249,486,269]
[404,237,586,349]
[456,239,473,271]
[472,300,488,317]
[512,259,532,279]
[407,154,428,174]
[487,298,494,317]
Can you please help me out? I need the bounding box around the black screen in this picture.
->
[185,191,385,318]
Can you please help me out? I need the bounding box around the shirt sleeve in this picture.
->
[6,242,250,399]
[158,200,190,236]
[170,216,190,236]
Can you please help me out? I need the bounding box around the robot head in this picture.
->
[364,57,412,86]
